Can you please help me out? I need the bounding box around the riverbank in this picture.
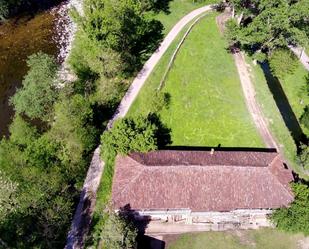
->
[0,0,77,137]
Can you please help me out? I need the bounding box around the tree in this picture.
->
[101,116,159,158]
[100,212,138,249]
[0,171,18,221]
[268,49,298,79]
[10,52,59,121]
[271,182,309,235]
[76,0,163,73]
[227,0,309,55]
[9,115,38,147]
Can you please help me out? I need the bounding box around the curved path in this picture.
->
[107,4,214,128]
[66,5,215,249]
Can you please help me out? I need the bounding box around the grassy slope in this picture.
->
[247,57,308,178]
[279,64,309,136]
[167,229,304,249]
[129,13,263,147]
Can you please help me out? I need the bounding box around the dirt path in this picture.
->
[216,10,278,149]
[66,5,215,248]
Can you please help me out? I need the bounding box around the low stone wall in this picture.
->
[135,209,273,232]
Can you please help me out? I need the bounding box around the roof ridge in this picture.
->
[140,164,269,168]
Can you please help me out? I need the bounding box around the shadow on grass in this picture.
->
[260,62,308,151]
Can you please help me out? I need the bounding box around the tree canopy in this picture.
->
[100,212,138,249]
[271,182,309,235]
[227,0,309,55]
[10,52,59,121]
[101,116,159,157]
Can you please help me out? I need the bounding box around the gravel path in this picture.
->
[66,5,215,248]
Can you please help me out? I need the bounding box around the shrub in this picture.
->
[297,143,309,171]
[271,182,309,235]
[269,49,298,79]
[100,211,138,249]
[101,116,158,158]
[149,91,171,113]
[10,52,59,121]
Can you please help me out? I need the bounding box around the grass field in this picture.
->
[166,229,306,249]
[152,0,219,35]
[129,13,263,147]
[246,57,308,178]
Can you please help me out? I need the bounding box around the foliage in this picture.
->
[297,144,309,171]
[0,171,18,221]
[269,49,298,79]
[271,182,309,235]
[10,52,59,121]
[100,211,138,249]
[149,91,171,113]
[227,0,309,55]
[301,106,309,130]
[72,0,163,75]
[0,0,9,20]
[101,116,159,158]
[9,115,38,147]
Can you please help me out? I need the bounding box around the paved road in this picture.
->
[66,4,215,248]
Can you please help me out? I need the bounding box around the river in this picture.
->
[0,1,71,137]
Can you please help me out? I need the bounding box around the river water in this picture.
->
[0,2,71,137]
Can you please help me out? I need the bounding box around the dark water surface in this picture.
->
[0,9,60,137]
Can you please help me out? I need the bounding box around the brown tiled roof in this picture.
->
[112,150,294,212]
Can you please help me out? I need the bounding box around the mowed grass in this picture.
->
[152,0,219,35]
[167,229,305,249]
[129,13,263,147]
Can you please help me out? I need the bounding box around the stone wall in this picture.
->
[134,209,273,231]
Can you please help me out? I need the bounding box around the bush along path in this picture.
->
[65,4,215,249]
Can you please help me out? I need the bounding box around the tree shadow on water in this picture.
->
[260,62,308,150]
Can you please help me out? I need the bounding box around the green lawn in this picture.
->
[279,64,309,136]
[246,57,308,178]
[167,229,305,249]
[152,0,219,35]
[129,13,263,147]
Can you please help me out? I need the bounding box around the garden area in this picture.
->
[129,13,263,147]
[166,229,307,249]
